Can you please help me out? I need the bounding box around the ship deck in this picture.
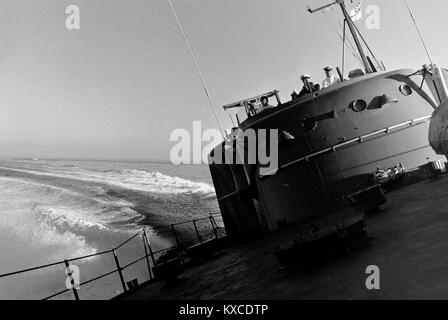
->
[123,174,448,300]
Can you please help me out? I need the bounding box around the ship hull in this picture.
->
[210,69,446,240]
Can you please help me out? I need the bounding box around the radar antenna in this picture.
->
[308,0,373,74]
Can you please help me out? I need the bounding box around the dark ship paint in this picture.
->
[208,1,448,242]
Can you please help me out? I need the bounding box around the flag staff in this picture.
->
[308,0,373,73]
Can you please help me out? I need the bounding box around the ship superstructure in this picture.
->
[208,0,448,241]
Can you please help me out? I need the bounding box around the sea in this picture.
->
[0,159,219,300]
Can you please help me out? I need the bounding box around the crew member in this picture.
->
[291,90,299,100]
[258,96,275,112]
[375,166,386,175]
[322,66,341,88]
[298,74,320,97]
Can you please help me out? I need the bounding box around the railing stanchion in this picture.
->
[193,220,202,243]
[142,230,153,280]
[1,213,224,300]
[143,230,157,265]
[112,249,127,293]
[210,215,218,239]
[171,224,179,247]
[64,259,80,300]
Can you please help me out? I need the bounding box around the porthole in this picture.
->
[399,84,413,96]
[350,99,368,112]
[302,117,318,132]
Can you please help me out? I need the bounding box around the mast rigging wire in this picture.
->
[403,0,434,65]
[322,9,364,66]
[336,19,364,66]
[342,20,346,78]
[168,0,225,138]
[349,17,382,70]
[336,19,362,62]
[275,7,363,95]
[327,5,362,61]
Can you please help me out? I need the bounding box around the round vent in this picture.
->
[302,117,318,132]
[350,99,368,112]
[399,84,412,96]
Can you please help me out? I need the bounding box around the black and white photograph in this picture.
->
[1,0,448,310]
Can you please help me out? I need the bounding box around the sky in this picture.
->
[1,0,448,160]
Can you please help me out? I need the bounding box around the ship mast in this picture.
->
[308,0,373,74]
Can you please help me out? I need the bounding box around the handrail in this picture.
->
[0,213,224,300]
[121,255,148,270]
[147,214,221,230]
[115,232,140,250]
[0,260,65,279]
[152,245,177,255]
[260,114,431,177]
[43,287,71,301]
[213,115,432,200]
[78,269,119,287]
[67,249,114,263]
[41,246,176,301]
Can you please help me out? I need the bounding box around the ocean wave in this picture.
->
[96,169,216,195]
[36,206,107,231]
[0,166,216,196]
[0,181,98,263]
[0,177,142,232]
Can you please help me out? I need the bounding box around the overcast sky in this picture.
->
[1,0,448,160]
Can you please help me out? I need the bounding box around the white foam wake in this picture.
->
[0,177,98,264]
[0,166,216,196]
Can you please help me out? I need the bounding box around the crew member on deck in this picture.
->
[298,74,320,97]
[258,96,275,112]
[291,90,299,100]
[322,66,341,88]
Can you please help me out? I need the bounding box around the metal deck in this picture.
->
[124,175,448,299]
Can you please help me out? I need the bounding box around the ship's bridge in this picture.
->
[226,68,439,132]
[223,90,282,121]
[223,66,395,129]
